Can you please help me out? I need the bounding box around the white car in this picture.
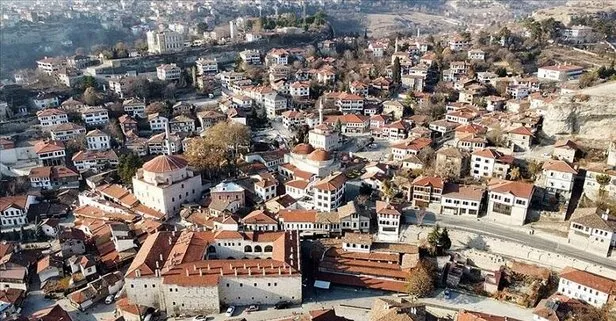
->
[225,306,236,317]
[192,316,209,321]
[104,295,114,305]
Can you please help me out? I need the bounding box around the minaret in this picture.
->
[318,98,324,125]
[395,36,399,53]
[165,121,172,155]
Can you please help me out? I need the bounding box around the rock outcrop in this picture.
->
[541,82,616,141]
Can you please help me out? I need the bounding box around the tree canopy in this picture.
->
[118,153,143,185]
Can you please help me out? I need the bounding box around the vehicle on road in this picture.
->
[274,301,292,309]
[246,305,259,312]
[105,295,115,304]
[192,315,212,321]
[225,306,236,317]
[444,289,451,299]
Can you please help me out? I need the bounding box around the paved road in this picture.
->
[403,210,616,269]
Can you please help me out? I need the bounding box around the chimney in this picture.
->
[234,269,238,276]
[220,268,224,276]
[199,268,203,277]
[155,269,160,277]
[602,209,610,221]
[193,264,197,271]
[263,269,266,276]
[155,261,160,269]
[278,267,282,275]
[159,253,163,261]
[168,237,172,245]
[207,264,211,271]
[248,267,252,276]
[135,269,141,277]
[186,268,190,276]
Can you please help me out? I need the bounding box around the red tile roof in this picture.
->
[314,172,346,191]
[560,266,615,294]
[542,160,577,174]
[142,155,188,173]
[411,176,444,189]
[488,180,534,199]
[508,126,533,136]
[279,209,317,223]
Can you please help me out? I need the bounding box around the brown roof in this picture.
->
[560,267,615,294]
[242,210,277,225]
[307,149,331,162]
[542,160,577,174]
[34,140,65,154]
[37,108,66,117]
[30,166,78,179]
[142,155,188,173]
[279,209,317,223]
[49,122,85,132]
[457,310,522,321]
[391,137,432,152]
[36,255,62,273]
[411,176,444,189]
[472,149,513,163]
[292,143,315,155]
[342,232,373,245]
[375,201,401,216]
[442,184,484,201]
[30,305,73,321]
[0,195,28,212]
[488,180,534,199]
[314,172,346,191]
[570,208,616,231]
[285,179,310,190]
[72,149,118,162]
[508,126,533,136]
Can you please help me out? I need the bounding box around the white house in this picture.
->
[471,149,514,179]
[252,173,278,202]
[29,165,80,190]
[440,184,485,217]
[308,124,341,152]
[376,201,401,242]
[568,207,616,258]
[148,113,169,131]
[49,123,87,141]
[157,64,182,81]
[37,108,68,127]
[537,65,584,81]
[558,267,615,308]
[264,94,287,119]
[0,195,37,227]
[195,58,218,75]
[86,129,111,151]
[146,30,183,54]
[486,180,534,226]
[313,172,346,212]
[122,99,146,118]
[540,160,577,195]
[81,107,109,126]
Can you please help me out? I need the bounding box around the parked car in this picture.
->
[225,306,236,317]
[444,289,451,299]
[105,295,115,305]
[274,301,292,309]
[246,305,259,312]
[192,316,211,321]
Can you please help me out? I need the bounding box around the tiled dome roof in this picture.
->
[307,148,330,162]
[142,155,188,173]
[292,143,315,155]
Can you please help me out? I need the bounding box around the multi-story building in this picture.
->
[252,173,278,202]
[0,195,37,227]
[49,123,86,141]
[435,147,469,179]
[32,93,60,109]
[81,107,109,126]
[29,165,79,190]
[72,150,119,173]
[125,230,301,316]
[323,114,370,134]
[440,184,485,217]
[448,35,470,51]
[148,114,169,132]
[209,181,246,215]
[467,49,485,60]
[289,81,310,98]
[376,201,401,241]
[471,149,514,179]
[36,57,66,75]
[552,139,580,163]
[146,30,183,54]
[308,124,341,152]
[119,115,138,134]
[583,164,616,201]
[338,200,370,233]
[244,149,286,171]
[506,126,533,151]
[558,267,615,308]
[282,144,340,178]
[537,65,584,81]
[278,209,341,236]
[568,207,616,258]
[264,94,288,118]
[239,49,262,65]
[34,140,66,166]
[411,176,444,208]
[37,108,68,127]
[391,138,432,161]
[133,155,203,218]
[266,48,289,66]
[330,93,364,114]
[540,160,577,196]
[195,58,218,75]
[486,180,534,226]
[122,99,146,118]
[86,129,111,151]
[169,115,196,133]
[313,172,346,212]
[349,81,369,98]
[157,64,182,81]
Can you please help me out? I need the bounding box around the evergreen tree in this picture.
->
[392,57,401,85]
[334,119,343,133]
[118,153,143,185]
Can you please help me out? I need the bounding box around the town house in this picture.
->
[486,180,534,226]
[411,176,444,208]
[471,149,514,179]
